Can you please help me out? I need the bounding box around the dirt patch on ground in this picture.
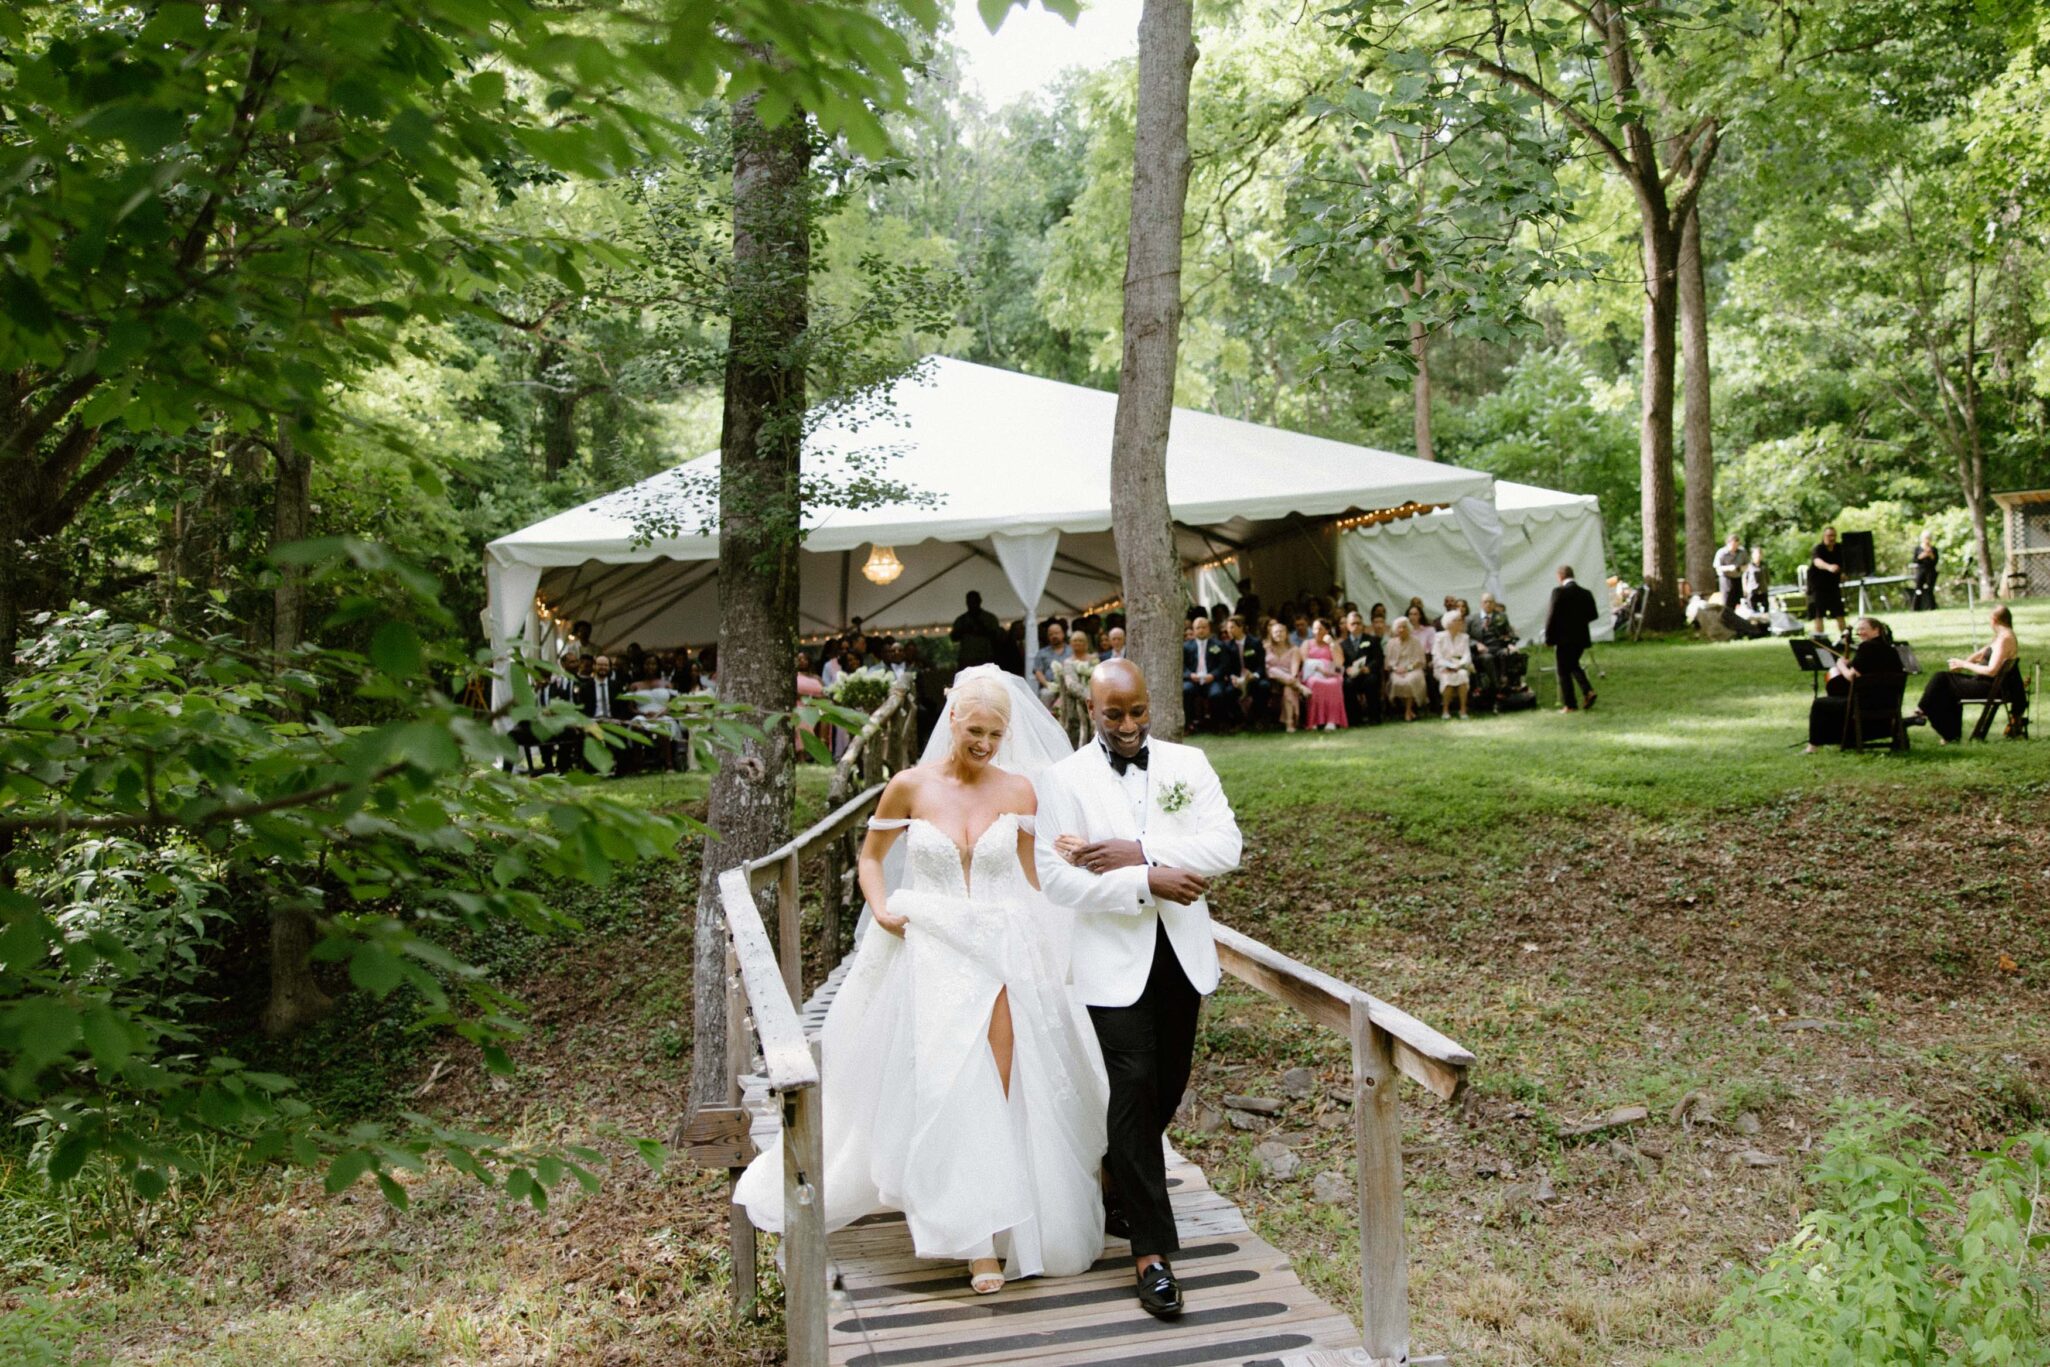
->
[1182,793,2050,1365]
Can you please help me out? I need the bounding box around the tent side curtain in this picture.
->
[990,529,1061,658]
[484,554,544,724]
[1339,497,1612,643]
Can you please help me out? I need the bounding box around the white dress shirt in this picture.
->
[1103,740,1154,906]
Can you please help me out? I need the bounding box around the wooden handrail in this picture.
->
[1213,922,1473,1103]
[1211,919,1473,1366]
[717,866,818,1092]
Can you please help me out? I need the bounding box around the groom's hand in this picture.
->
[1147,867,1210,905]
[1075,838,1146,872]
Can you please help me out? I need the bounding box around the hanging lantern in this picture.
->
[862,544,904,586]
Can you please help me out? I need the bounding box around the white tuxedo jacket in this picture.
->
[1035,739,1242,1008]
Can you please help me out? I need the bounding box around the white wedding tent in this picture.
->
[1339,480,1615,641]
[482,356,1516,688]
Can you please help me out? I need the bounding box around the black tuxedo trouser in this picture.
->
[1556,643,1592,708]
[1088,919,1201,1259]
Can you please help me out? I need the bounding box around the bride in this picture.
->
[734,667,1106,1293]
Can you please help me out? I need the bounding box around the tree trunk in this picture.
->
[1636,211,1684,631]
[537,342,577,479]
[1110,0,1197,740]
[1678,202,1715,597]
[687,93,808,1113]
[1410,272,1434,461]
[263,418,333,1036]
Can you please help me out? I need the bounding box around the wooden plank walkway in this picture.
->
[741,964,1420,1367]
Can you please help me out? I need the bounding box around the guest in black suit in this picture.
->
[1226,616,1267,725]
[1233,578,1262,624]
[1807,527,1848,638]
[1181,616,1237,729]
[1543,566,1599,713]
[1337,609,1383,725]
[1806,617,1904,751]
[573,655,636,772]
[949,591,1004,669]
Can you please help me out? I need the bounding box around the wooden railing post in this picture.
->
[725,941,757,1317]
[784,1079,829,1367]
[777,852,801,1007]
[1351,999,1410,1365]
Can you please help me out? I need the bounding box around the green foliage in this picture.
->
[1695,1108,2050,1366]
[1437,347,1641,571]
[0,546,718,1207]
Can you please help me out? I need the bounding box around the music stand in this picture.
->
[1790,639,1837,698]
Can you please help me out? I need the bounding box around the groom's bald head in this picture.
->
[1090,659,1150,756]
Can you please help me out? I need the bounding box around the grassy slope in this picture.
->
[10,601,2047,1364]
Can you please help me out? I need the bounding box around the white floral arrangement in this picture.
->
[1157,779,1192,816]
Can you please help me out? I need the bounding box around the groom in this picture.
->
[1036,659,1243,1319]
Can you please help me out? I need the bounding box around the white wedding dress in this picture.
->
[735,669,1107,1279]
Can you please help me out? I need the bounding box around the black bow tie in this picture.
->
[1107,745,1149,776]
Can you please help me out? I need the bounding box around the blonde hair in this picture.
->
[950,674,1013,725]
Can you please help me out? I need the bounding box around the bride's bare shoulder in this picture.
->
[876,768,926,816]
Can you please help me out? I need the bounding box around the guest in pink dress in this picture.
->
[1302,620,1349,731]
[1264,618,1308,732]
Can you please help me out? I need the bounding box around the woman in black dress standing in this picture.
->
[1806,526,1848,639]
[1806,617,1903,752]
[1910,534,1939,612]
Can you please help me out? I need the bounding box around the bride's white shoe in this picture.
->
[970,1259,1005,1295]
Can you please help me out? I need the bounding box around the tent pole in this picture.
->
[838,551,852,631]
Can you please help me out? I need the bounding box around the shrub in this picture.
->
[1696,1107,2050,1366]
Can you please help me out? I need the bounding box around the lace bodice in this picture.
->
[872,813,1032,899]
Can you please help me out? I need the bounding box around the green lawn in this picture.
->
[1203,599,2049,848]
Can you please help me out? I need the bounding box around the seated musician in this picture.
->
[1806,616,1903,753]
[1908,605,2019,744]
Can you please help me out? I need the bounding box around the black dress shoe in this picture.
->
[1135,1260,1183,1319]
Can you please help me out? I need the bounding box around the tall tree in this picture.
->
[686,95,811,1111]
[1110,0,1198,738]
[1333,0,1735,628]
[1678,199,1715,595]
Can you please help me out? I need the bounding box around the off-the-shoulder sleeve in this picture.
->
[1016,815,1036,836]
[867,818,914,831]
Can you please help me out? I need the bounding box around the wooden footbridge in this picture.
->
[684,684,1474,1367]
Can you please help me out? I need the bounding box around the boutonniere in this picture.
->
[1157,780,1192,816]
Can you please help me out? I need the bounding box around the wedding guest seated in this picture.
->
[1301,619,1348,731]
[1263,618,1308,732]
[1182,616,1237,729]
[1404,602,1438,708]
[1607,576,1634,632]
[1338,608,1383,725]
[1433,610,1476,720]
[1471,593,1519,700]
[1290,611,1312,647]
[1033,620,1073,706]
[1227,615,1268,724]
[1908,605,2020,744]
[1806,616,1905,753]
[1385,617,1428,722]
[1057,629,1098,744]
[627,666,680,772]
[1101,623,1127,660]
